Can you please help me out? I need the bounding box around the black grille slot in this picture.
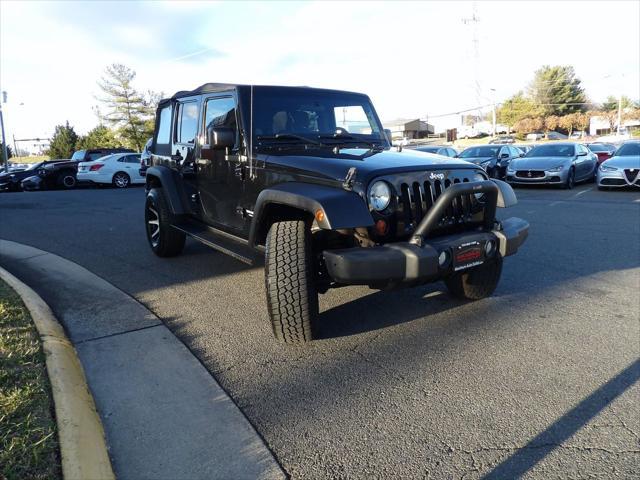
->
[516,170,545,178]
[396,171,483,236]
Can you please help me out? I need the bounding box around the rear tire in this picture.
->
[444,255,503,300]
[145,188,185,257]
[265,220,319,343]
[113,172,130,188]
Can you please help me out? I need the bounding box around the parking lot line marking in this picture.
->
[571,187,593,199]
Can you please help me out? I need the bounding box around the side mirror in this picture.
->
[206,126,234,149]
[500,153,510,159]
[577,151,587,157]
[384,129,393,144]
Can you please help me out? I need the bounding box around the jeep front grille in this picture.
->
[376,169,486,238]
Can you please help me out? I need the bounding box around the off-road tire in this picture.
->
[113,172,130,188]
[265,220,319,343]
[57,170,77,189]
[444,255,503,300]
[145,188,185,257]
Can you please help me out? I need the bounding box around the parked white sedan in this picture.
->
[77,153,143,188]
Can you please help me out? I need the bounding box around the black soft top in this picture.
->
[158,83,368,108]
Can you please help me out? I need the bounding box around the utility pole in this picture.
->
[1,91,9,173]
[617,95,622,135]
[462,2,481,121]
[490,88,496,137]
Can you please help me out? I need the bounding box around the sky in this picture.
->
[1,0,639,147]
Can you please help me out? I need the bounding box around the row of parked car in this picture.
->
[410,140,639,190]
[0,144,153,192]
[1,138,638,194]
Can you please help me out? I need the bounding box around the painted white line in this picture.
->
[571,187,593,199]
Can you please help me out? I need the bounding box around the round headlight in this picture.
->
[368,181,391,211]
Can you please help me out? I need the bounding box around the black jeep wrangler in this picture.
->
[144,84,529,343]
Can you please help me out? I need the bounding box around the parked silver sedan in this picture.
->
[597,140,640,190]
[505,142,597,189]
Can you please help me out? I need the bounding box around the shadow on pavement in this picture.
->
[483,358,640,479]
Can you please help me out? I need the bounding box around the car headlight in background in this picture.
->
[546,165,564,172]
[368,181,391,211]
[479,160,492,170]
[599,164,618,172]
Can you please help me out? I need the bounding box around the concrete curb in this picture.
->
[0,267,115,480]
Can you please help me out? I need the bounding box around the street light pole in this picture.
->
[0,91,9,173]
[490,88,496,137]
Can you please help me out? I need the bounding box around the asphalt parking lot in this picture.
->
[1,184,639,479]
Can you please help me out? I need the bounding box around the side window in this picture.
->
[117,156,125,163]
[448,148,457,157]
[156,106,172,145]
[176,101,199,144]
[204,97,237,147]
[126,155,140,163]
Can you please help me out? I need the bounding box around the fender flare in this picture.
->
[145,166,189,215]
[492,179,518,208]
[249,182,374,246]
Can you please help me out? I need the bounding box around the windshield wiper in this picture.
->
[257,133,322,146]
[318,133,382,148]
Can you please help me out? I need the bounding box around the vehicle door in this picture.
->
[196,95,248,233]
[172,97,201,207]
[580,144,597,179]
[575,144,591,179]
[123,154,143,182]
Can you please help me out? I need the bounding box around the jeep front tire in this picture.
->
[444,255,503,300]
[145,188,186,257]
[265,220,319,343]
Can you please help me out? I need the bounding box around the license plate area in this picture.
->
[453,241,484,271]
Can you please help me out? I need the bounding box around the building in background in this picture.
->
[382,118,434,142]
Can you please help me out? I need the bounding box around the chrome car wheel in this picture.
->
[113,172,130,188]
[146,205,160,247]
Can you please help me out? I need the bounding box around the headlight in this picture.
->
[368,181,391,211]
[600,164,618,172]
[546,165,564,172]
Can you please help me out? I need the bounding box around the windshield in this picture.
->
[526,144,575,157]
[26,162,42,171]
[416,147,439,153]
[587,144,607,152]
[459,146,500,158]
[71,150,86,160]
[614,142,640,156]
[251,88,385,145]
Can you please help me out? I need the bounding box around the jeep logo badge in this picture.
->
[527,171,532,177]
[429,172,445,180]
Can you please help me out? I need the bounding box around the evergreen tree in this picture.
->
[528,65,588,116]
[98,64,159,151]
[47,122,78,159]
[0,143,13,164]
[76,125,121,150]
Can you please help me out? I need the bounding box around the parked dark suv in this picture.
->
[27,148,134,190]
[144,83,529,343]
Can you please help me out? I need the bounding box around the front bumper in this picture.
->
[323,217,529,287]
[597,169,640,188]
[506,170,565,184]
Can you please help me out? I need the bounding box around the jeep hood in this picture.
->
[262,147,481,184]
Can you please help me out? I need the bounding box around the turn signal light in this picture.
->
[375,219,388,235]
[89,164,104,171]
[315,209,325,223]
